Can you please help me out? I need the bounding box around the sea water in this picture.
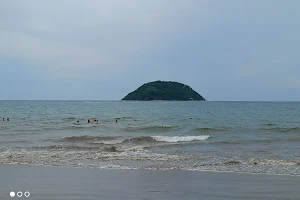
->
[0,100,299,175]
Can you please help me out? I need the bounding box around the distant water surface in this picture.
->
[0,100,299,175]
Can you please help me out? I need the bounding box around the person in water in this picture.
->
[2,118,4,121]
[87,119,99,124]
[7,118,9,121]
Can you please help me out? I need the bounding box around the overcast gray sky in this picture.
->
[0,0,299,101]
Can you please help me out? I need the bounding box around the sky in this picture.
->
[0,0,300,101]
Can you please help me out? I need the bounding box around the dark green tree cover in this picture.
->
[122,81,205,101]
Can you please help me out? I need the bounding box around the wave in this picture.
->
[210,136,300,145]
[151,135,210,143]
[248,158,300,166]
[2,148,299,176]
[115,145,150,152]
[195,127,223,132]
[122,125,178,132]
[60,135,119,142]
[51,134,210,145]
[262,127,300,133]
[40,125,101,132]
[33,145,103,151]
[210,139,276,145]
[123,136,155,143]
[92,139,124,145]
[33,144,150,152]
[55,135,154,145]
[123,135,210,144]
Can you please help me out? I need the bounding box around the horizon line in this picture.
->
[0,100,300,102]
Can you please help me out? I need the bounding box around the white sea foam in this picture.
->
[151,135,210,143]
[248,158,300,166]
[117,145,150,152]
[94,140,124,145]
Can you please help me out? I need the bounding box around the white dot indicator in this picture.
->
[17,191,22,197]
[10,191,15,197]
[24,191,30,197]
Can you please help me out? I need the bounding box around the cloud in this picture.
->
[0,0,236,79]
[0,1,179,77]
[1,0,300,100]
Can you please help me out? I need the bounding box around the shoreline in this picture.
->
[1,163,299,177]
[1,164,299,200]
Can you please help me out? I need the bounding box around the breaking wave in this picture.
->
[151,135,210,143]
[52,134,210,145]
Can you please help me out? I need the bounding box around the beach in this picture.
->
[1,164,299,200]
[2,0,300,198]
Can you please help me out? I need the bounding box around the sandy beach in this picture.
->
[0,164,299,200]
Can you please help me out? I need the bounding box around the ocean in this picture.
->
[0,100,299,176]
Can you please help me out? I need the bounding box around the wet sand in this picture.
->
[0,164,299,200]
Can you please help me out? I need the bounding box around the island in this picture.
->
[122,81,206,101]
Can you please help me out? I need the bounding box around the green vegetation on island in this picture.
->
[122,81,205,101]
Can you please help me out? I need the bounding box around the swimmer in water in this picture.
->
[2,118,4,121]
[88,119,91,123]
[116,119,118,123]
[7,118,9,121]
